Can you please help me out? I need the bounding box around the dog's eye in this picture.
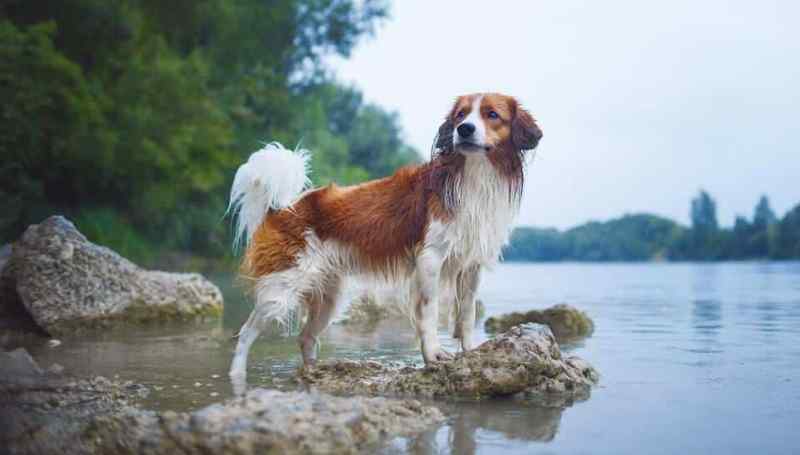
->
[456,110,465,119]
[488,110,499,119]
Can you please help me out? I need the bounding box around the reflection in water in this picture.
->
[691,264,723,335]
[389,398,573,455]
[690,266,724,366]
[692,299,722,335]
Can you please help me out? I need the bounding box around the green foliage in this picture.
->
[0,20,103,235]
[73,208,154,264]
[504,214,684,262]
[775,204,800,259]
[1,1,417,268]
[687,190,721,259]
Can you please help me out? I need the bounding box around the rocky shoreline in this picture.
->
[2,321,598,454]
[0,348,445,455]
[1,216,600,454]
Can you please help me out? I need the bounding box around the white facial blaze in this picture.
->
[454,95,487,147]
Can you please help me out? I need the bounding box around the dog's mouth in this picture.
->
[455,141,490,152]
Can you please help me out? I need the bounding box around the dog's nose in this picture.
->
[457,123,476,138]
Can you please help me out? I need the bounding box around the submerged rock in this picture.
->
[87,389,444,455]
[4,216,223,335]
[298,323,598,400]
[484,304,594,341]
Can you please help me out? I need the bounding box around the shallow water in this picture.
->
[25,262,800,454]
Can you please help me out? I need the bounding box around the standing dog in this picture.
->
[228,93,541,380]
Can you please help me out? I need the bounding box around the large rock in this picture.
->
[484,304,594,341]
[0,245,44,339]
[5,216,223,335]
[298,323,598,400]
[86,389,444,455]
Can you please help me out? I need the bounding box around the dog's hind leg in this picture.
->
[298,275,341,366]
[229,301,268,382]
[229,303,266,395]
[229,271,299,388]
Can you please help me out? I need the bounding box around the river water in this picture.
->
[25,262,800,454]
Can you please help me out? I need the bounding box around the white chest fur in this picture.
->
[427,154,520,268]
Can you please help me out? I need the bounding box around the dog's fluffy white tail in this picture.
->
[227,142,310,250]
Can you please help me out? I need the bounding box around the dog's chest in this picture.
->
[429,155,519,266]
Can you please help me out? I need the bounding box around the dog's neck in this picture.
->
[434,152,521,266]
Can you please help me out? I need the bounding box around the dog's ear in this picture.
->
[512,106,542,151]
[435,117,454,152]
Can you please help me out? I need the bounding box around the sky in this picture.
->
[329,0,800,229]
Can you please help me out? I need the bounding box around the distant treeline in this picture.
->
[504,192,800,262]
[1,0,415,267]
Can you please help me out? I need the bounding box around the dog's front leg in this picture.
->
[453,265,481,351]
[412,247,451,363]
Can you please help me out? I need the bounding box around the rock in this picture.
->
[0,244,44,339]
[7,216,223,335]
[0,348,43,379]
[484,304,594,341]
[298,323,598,400]
[0,350,148,455]
[86,389,444,455]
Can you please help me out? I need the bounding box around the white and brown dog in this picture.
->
[228,93,542,381]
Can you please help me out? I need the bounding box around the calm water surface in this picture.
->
[25,262,800,454]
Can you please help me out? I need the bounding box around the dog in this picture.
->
[227,93,542,381]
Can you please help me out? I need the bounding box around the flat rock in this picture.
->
[6,216,223,335]
[87,389,444,455]
[298,323,598,400]
[484,304,594,341]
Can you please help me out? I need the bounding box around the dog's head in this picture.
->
[435,93,542,155]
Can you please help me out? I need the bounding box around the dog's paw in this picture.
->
[229,370,248,396]
[424,347,454,364]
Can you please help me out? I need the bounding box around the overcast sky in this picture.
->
[329,0,800,228]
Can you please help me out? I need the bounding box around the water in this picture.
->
[24,262,800,454]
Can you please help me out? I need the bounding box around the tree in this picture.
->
[753,195,777,229]
[730,215,752,259]
[0,1,415,267]
[748,195,778,257]
[688,190,721,259]
[775,204,800,259]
